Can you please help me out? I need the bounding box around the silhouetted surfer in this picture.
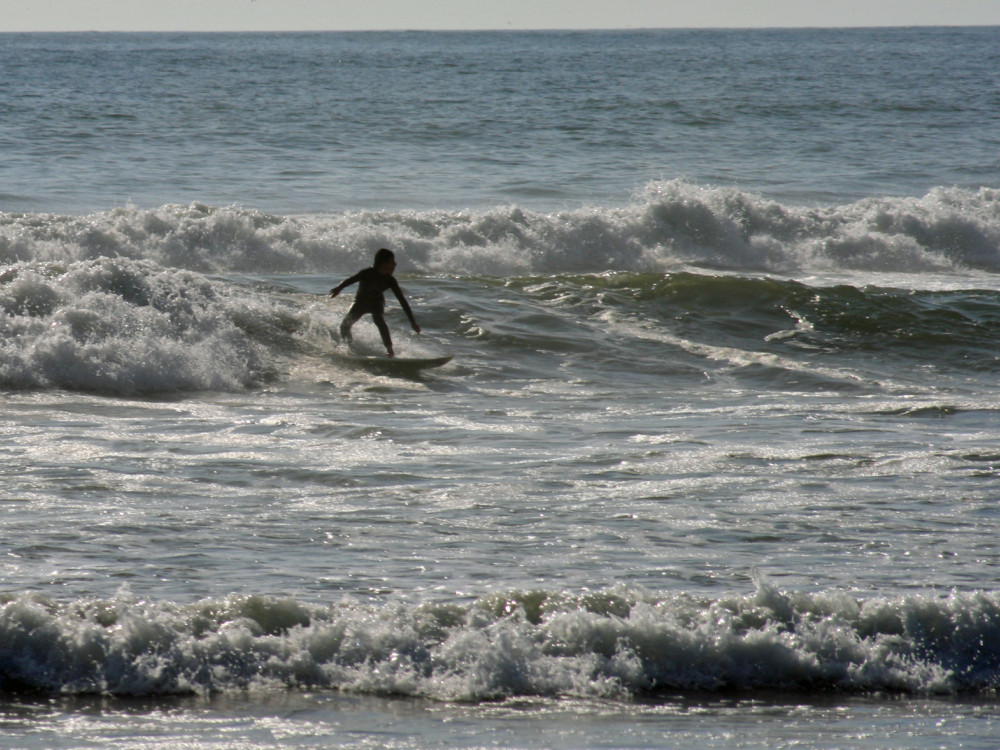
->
[329,248,420,357]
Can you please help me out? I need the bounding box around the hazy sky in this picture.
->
[3,0,1000,32]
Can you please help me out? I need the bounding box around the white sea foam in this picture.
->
[0,258,299,393]
[2,183,999,278]
[2,582,997,699]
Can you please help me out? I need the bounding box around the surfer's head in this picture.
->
[374,248,396,274]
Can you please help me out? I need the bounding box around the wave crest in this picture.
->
[3,182,1000,276]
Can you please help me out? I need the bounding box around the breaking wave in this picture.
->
[3,582,999,700]
[2,181,1000,276]
[0,257,300,393]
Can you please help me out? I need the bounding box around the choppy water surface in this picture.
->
[3,27,1000,749]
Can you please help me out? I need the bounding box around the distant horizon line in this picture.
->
[2,23,998,34]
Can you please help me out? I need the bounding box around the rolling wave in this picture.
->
[2,181,1000,276]
[0,258,295,394]
[0,254,997,395]
[2,582,998,699]
[2,179,1000,395]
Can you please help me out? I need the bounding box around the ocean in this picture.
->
[2,26,1000,748]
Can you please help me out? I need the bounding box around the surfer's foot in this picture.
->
[386,348,395,358]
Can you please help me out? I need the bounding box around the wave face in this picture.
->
[1,181,999,395]
[540,271,1000,360]
[2,246,1000,395]
[2,583,998,699]
[3,182,1000,276]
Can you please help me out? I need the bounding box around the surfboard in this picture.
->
[342,353,453,376]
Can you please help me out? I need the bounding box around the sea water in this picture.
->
[2,28,1000,748]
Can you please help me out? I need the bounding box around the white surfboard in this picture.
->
[334,337,452,375]
[336,348,452,376]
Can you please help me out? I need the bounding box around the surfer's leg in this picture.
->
[371,312,394,356]
[339,310,361,342]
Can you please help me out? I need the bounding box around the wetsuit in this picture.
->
[333,267,417,351]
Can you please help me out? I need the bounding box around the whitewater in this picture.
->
[3,27,1000,749]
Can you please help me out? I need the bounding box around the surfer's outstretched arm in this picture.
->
[390,281,421,334]
[329,271,363,298]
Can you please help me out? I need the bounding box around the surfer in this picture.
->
[329,248,421,357]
